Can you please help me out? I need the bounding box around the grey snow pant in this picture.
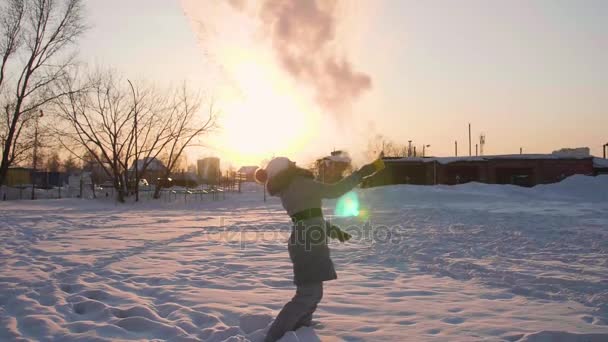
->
[265,282,323,342]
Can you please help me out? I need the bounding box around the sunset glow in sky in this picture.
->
[81,0,607,167]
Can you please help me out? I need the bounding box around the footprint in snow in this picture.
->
[73,300,107,315]
[80,289,109,301]
[114,316,179,335]
[239,313,273,334]
[386,290,437,297]
[60,283,83,294]
[442,317,465,325]
[479,292,514,300]
[111,306,160,321]
[397,320,416,326]
[426,328,441,335]
[357,326,379,333]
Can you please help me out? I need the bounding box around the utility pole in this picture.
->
[408,140,412,157]
[468,123,472,156]
[520,147,523,155]
[455,141,458,157]
[476,144,478,156]
[127,80,139,202]
[31,110,44,200]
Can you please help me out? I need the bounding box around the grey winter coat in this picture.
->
[277,171,363,285]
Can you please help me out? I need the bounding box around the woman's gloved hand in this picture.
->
[326,222,352,243]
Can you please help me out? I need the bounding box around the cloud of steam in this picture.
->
[230,0,372,113]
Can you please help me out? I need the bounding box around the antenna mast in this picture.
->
[479,134,486,156]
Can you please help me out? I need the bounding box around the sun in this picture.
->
[215,55,320,166]
[188,6,322,167]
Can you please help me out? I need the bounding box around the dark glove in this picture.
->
[326,222,351,243]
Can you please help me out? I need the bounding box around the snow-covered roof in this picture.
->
[594,158,608,168]
[318,152,352,164]
[238,166,259,174]
[326,154,351,163]
[551,147,590,158]
[384,154,593,165]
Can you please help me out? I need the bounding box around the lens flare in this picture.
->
[335,191,360,217]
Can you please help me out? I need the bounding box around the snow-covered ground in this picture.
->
[1,176,608,341]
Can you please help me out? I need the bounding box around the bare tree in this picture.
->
[62,154,78,173]
[45,151,60,171]
[0,0,85,185]
[81,149,105,197]
[127,80,177,199]
[55,70,215,202]
[367,134,407,158]
[54,71,137,202]
[152,85,215,198]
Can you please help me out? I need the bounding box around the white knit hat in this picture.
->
[265,157,292,180]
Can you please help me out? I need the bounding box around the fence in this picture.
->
[0,185,79,201]
[1,184,231,202]
[134,187,228,203]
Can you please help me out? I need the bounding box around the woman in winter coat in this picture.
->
[256,157,381,342]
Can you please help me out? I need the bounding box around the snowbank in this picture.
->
[358,175,608,206]
[531,175,608,202]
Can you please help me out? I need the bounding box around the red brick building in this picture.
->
[363,155,595,188]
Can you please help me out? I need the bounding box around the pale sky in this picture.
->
[81,0,607,167]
